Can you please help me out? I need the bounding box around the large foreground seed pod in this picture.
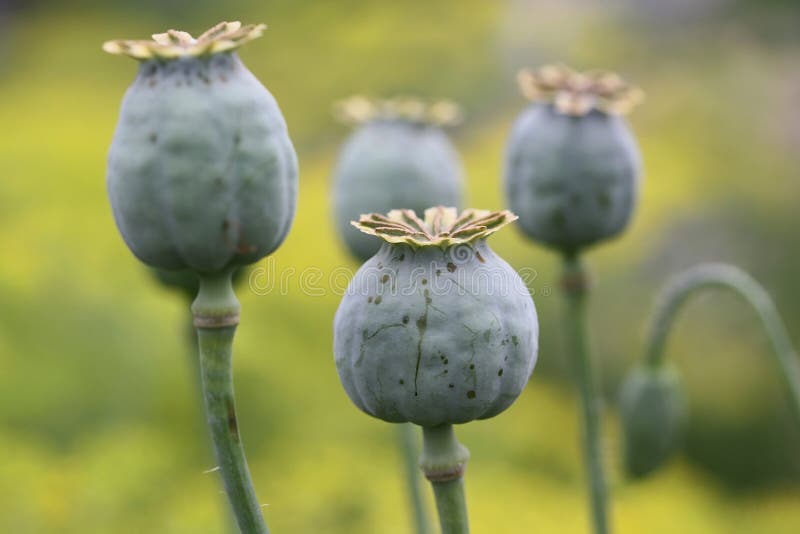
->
[332,96,464,261]
[334,207,538,427]
[105,22,298,273]
[619,364,686,478]
[504,64,643,254]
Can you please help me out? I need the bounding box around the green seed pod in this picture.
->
[332,96,464,261]
[504,64,643,254]
[334,207,538,427]
[104,22,298,273]
[619,364,686,478]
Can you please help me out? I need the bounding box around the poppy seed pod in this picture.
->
[619,364,686,478]
[105,22,298,273]
[333,207,539,427]
[332,96,464,261]
[504,64,643,254]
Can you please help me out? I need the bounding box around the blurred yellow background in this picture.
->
[1,0,799,532]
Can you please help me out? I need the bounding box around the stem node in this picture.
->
[193,270,268,534]
[420,425,470,534]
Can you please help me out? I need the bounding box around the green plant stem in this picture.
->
[561,254,609,534]
[193,270,269,534]
[182,310,239,534]
[419,424,470,534]
[185,311,202,386]
[397,423,432,534]
[645,263,800,427]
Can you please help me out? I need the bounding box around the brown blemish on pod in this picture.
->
[413,309,429,396]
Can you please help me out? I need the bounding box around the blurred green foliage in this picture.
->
[1,1,799,532]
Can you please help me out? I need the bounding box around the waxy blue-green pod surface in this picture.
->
[105,22,298,273]
[619,364,686,478]
[504,65,643,254]
[332,97,464,261]
[334,207,538,427]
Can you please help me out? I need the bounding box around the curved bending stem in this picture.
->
[561,254,610,534]
[397,423,432,534]
[645,262,800,427]
[419,425,470,534]
[193,270,269,534]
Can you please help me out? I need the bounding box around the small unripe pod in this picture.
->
[619,364,686,478]
[104,22,298,273]
[332,96,464,261]
[334,207,538,427]
[504,64,643,254]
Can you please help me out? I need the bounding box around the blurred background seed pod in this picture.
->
[504,65,642,254]
[331,96,465,262]
[151,268,201,302]
[151,267,248,303]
